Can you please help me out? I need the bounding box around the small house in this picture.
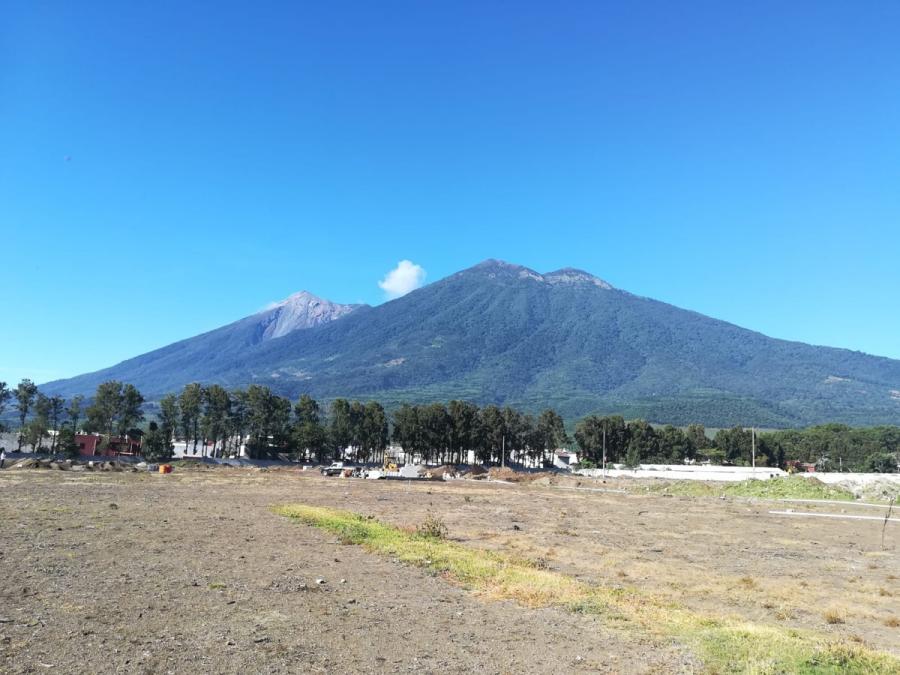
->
[554,450,579,469]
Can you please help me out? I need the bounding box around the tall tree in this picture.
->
[269,395,292,454]
[392,404,421,463]
[158,393,180,455]
[179,383,203,455]
[448,400,479,464]
[118,384,145,437]
[714,426,753,464]
[24,418,48,453]
[419,403,450,464]
[244,385,291,458]
[86,381,124,437]
[293,394,326,462]
[656,425,691,463]
[362,401,389,463]
[31,393,51,452]
[201,385,231,457]
[14,379,38,451]
[478,405,506,464]
[685,424,710,452]
[349,400,366,460]
[56,426,78,459]
[626,419,658,463]
[517,412,537,463]
[246,384,271,456]
[0,381,11,432]
[47,395,65,453]
[329,399,353,460]
[574,415,604,463]
[142,421,174,462]
[501,407,526,464]
[84,381,144,453]
[227,389,249,457]
[66,395,84,433]
[536,409,569,465]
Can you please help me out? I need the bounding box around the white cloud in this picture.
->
[378,260,426,300]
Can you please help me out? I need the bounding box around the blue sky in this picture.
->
[2,1,900,385]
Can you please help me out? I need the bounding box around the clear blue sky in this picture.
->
[3,1,900,385]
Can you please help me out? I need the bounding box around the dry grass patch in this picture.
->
[823,608,846,625]
[274,503,900,675]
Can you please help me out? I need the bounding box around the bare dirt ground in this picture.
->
[1,467,897,673]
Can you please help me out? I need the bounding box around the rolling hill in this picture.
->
[43,260,900,427]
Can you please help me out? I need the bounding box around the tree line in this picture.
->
[1,377,897,472]
[0,379,86,456]
[150,384,569,465]
[0,379,568,465]
[574,414,899,472]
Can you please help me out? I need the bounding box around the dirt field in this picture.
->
[1,467,897,673]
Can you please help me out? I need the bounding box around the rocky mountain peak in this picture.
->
[258,291,362,341]
[465,260,613,288]
[543,268,614,289]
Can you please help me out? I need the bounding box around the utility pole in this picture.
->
[501,434,505,468]
[751,427,756,473]
[602,425,607,476]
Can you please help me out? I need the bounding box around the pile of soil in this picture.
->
[425,465,457,479]
[846,477,900,502]
[81,460,136,472]
[11,458,72,471]
[10,458,134,473]
[487,467,555,483]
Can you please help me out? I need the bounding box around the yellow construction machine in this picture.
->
[382,447,400,472]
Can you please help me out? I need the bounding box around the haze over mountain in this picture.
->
[43,260,900,427]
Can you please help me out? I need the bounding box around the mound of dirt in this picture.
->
[846,478,900,502]
[12,458,72,470]
[487,468,555,483]
[425,465,456,479]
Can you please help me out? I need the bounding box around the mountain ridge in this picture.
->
[42,259,900,427]
[40,290,363,396]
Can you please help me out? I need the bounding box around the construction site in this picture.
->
[0,461,898,673]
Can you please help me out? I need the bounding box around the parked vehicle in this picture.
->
[321,461,360,477]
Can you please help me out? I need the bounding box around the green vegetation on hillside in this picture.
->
[275,504,899,674]
[40,260,900,428]
[651,477,856,501]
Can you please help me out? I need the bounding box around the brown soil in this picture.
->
[0,469,689,674]
[1,467,898,673]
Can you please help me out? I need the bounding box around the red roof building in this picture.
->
[75,434,142,458]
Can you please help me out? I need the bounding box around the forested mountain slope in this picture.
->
[44,260,900,427]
